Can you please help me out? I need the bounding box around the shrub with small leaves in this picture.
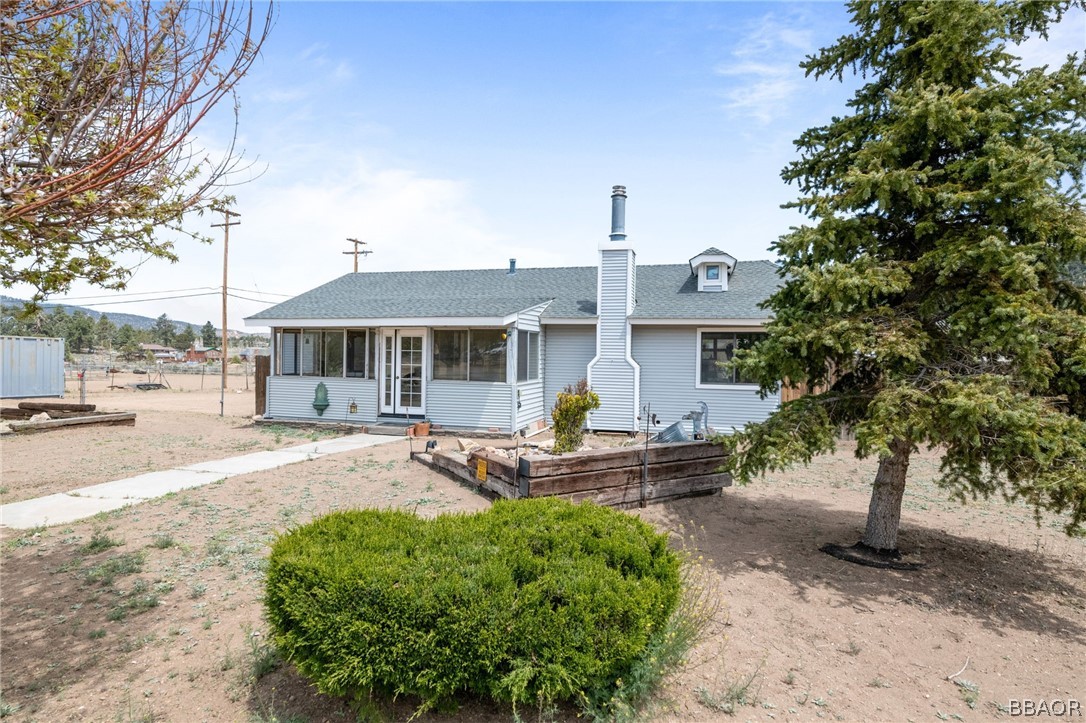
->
[265,498,681,715]
[551,379,600,454]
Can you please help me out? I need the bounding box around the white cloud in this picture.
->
[714,10,816,125]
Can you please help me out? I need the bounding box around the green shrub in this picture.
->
[551,379,600,454]
[264,498,681,715]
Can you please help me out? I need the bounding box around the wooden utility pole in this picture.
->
[342,237,372,272]
[212,207,240,417]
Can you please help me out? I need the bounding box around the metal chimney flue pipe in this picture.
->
[610,185,627,242]
[508,258,516,274]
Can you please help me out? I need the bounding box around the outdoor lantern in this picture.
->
[348,398,358,414]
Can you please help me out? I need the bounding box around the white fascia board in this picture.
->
[628,317,771,327]
[541,318,598,325]
[249,316,511,328]
[688,252,738,274]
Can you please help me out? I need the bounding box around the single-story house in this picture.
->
[139,343,180,361]
[245,186,783,435]
[184,344,213,363]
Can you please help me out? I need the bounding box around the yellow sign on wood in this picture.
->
[476,459,487,482]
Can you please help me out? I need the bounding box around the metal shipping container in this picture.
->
[1,336,65,399]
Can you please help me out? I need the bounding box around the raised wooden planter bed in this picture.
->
[415,440,731,509]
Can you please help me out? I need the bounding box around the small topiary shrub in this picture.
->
[551,378,600,454]
[264,498,682,715]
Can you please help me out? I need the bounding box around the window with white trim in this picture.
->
[432,329,507,382]
[698,331,764,385]
[278,329,375,378]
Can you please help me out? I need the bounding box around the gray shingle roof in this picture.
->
[247,267,597,321]
[631,261,780,319]
[246,260,781,323]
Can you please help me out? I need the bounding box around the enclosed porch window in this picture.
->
[432,329,507,382]
[278,328,376,378]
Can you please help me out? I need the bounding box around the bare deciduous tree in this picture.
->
[1,0,274,300]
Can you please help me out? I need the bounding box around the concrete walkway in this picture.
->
[0,433,403,530]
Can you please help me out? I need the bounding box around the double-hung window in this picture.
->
[697,331,764,386]
[516,331,539,382]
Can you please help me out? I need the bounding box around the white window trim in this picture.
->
[697,263,728,292]
[431,327,510,383]
[516,330,540,382]
[694,328,762,390]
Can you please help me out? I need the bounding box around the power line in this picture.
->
[225,286,292,297]
[226,292,282,304]
[47,286,218,301]
[51,292,221,307]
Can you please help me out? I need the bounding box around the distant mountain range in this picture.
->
[0,295,239,335]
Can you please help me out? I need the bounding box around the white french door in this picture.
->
[380,330,425,416]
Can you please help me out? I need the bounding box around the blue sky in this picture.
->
[30,1,1085,332]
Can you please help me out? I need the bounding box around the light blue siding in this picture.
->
[587,249,639,431]
[515,380,544,430]
[632,326,779,435]
[427,380,512,431]
[511,302,549,429]
[266,376,378,422]
[543,325,596,424]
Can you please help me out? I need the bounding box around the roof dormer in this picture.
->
[689,247,736,292]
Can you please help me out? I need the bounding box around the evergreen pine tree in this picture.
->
[723,0,1086,555]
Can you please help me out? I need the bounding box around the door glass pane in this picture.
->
[400,335,423,408]
[383,336,394,405]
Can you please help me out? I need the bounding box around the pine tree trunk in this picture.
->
[861,438,911,553]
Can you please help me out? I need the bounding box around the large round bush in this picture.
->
[264,498,681,711]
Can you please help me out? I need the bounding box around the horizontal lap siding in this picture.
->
[427,380,512,431]
[632,326,779,435]
[266,376,378,422]
[515,380,544,429]
[512,302,548,429]
[588,250,637,432]
[544,325,596,424]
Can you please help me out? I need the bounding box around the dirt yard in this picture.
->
[1,378,1083,721]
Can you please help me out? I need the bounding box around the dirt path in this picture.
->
[1,384,1083,721]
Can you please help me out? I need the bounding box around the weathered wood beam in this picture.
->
[18,401,97,412]
[427,450,516,500]
[466,449,518,483]
[527,456,727,496]
[553,472,732,506]
[9,412,136,433]
[518,440,724,478]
